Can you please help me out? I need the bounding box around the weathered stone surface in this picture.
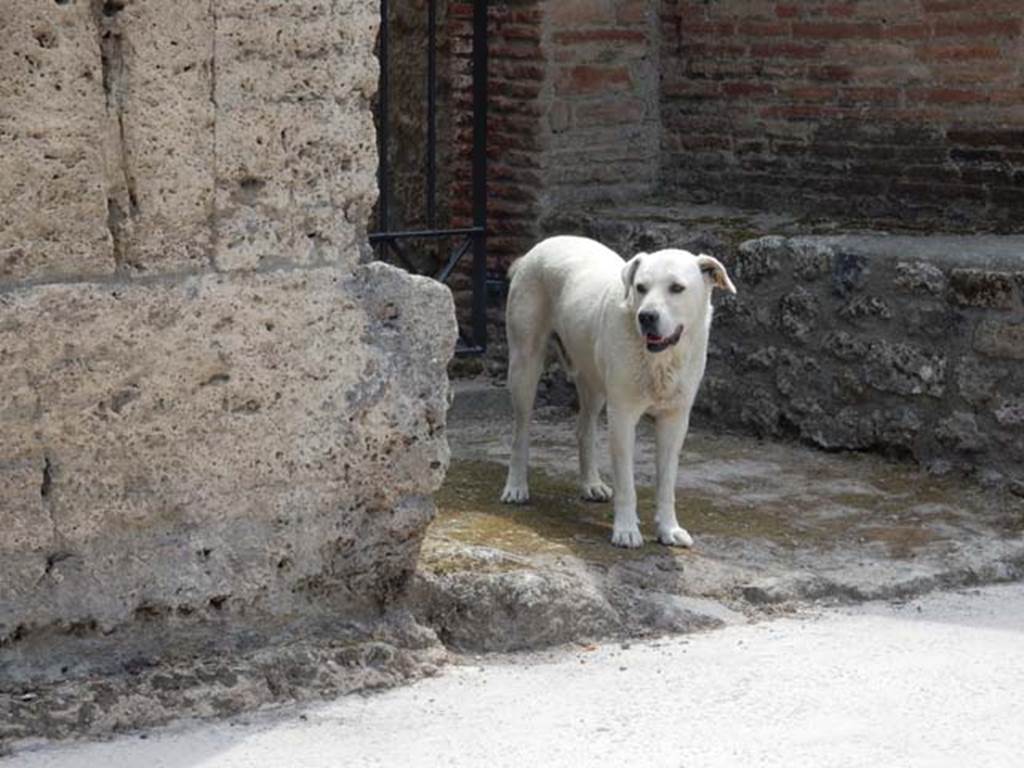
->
[790,240,833,282]
[935,413,986,454]
[875,407,922,455]
[0,1,379,283]
[735,236,784,286]
[838,295,892,323]
[0,264,456,640]
[948,269,1016,309]
[902,303,965,341]
[91,1,216,273]
[864,341,946,398]
[830,251,868,298]
[0,4,114,282]
[994,398,1024,427]
[956,357,1005,407]
[975,320,1024,360]
[0,0,456,676]
[779,287,819,343]
[213,0,378,271]
[823,331,868,362]
[894,261,946,296]
[774,351,824,398]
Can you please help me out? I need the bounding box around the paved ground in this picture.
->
[5,382,1022,748]
[413,384,1024,650]
[13,582,1024,768]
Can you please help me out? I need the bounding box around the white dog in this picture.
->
[500,235,736,548]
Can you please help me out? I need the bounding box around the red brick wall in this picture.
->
[450,0,662,276]
[544,0,660,212]
[660,0,1024,229]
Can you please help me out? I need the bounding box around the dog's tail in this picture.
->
[507,256,525,281]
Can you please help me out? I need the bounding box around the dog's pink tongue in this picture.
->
[646,334,663,342]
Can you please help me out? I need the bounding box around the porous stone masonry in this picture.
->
[710,235,1024,484]
[0,0,457,685]
[549,208,1024,490]
[660,0,1024,229]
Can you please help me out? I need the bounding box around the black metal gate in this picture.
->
[371,0,489,355]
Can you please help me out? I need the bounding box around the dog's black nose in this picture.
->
[638,310,659,332]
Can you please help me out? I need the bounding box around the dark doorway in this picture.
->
[371,0,489,354]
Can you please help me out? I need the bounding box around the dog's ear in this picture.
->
[621,253,645,298]
[697,254,737,294]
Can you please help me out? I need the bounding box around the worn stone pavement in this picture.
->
[412,380,1024,651]
[4,379,1022,753]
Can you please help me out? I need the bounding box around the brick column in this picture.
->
[450,0,661,276]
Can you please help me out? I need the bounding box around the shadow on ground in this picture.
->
[411,381,1024,652]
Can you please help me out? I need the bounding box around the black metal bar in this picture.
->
[377,0,390,232]
[434,236,473,283]
[370,0,488,357]
[470,0,489,350]
[369,226,484,243]
[426,0,437,228]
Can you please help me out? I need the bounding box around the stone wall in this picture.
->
[660,0,1024,229]
[1,0,456,672]
[711,235,1024,489]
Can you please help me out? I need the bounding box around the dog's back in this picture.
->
[508,235,622,305]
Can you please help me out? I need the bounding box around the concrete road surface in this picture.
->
[11,582,1024,768]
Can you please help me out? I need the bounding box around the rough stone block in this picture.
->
[739,386,782,436]
[935,412,986,454]
[875,407,922,455]
[903,303,966,340]
[90,1,216,274]
[956,357,1006,406]
[894,261,947,296]
[0,264,456,638]
[775,350,825,397]
[0,4,114,283]
[822,330,868,362]
[994,398,1024,427]
[799,406,877,452]
[864,341,946,397]
[974,320,1024,360]
[838,295,893,322]
[830,251,868,298]
[735,236,785,285]
[779,286,819,343]
[949,269,1016,309]
[791,240,833,281]
[212,1,377,271]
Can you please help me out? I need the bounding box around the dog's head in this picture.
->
[621,249,736,353]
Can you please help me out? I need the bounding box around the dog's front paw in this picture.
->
[611,526,644,548]
[657,526,694,548]
[500,484,530,504]
[580,481,613,502]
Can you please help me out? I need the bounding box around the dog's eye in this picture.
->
[670,283,686,294]
[635,283,648,295]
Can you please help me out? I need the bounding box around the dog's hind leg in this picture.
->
[500,284,549,504]
[576,381,612,502]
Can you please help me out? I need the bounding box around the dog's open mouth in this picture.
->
[644,325,683,353]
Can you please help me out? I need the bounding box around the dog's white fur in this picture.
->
[500,235,736,548]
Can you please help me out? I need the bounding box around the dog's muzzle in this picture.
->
[644,325,683,353]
